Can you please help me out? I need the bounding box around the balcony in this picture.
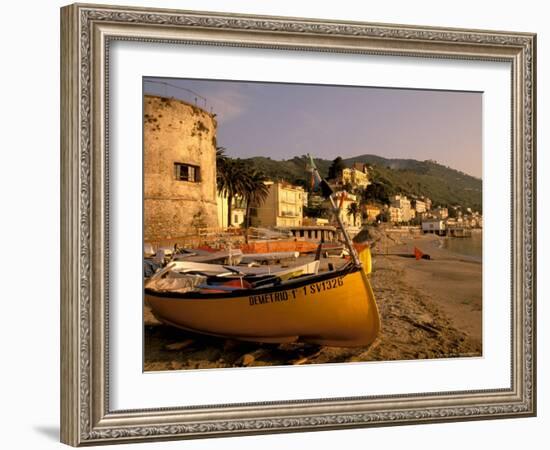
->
[280,210,299,217]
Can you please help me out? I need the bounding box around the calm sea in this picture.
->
[441,230,482,261]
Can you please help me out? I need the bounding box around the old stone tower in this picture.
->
[144,95,218,242]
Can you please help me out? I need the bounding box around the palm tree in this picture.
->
[216,148,247,227]
[242,170,270,241]
[217,149,272,234]
[346,202,360,227]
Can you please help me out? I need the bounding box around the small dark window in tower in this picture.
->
[175,163,201,182]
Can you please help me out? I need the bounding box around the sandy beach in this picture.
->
[144,232,482,371]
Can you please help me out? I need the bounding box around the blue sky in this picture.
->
[144,77,482,178]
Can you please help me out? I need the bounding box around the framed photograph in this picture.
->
[60,3,536,446]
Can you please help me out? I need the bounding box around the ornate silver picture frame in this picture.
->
[60,3,536,446]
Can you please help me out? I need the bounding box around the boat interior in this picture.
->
[146,261,360,299]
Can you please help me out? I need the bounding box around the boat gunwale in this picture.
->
[145,263,361,300]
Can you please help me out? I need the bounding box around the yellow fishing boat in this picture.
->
[145,155,380,347]
[145,262,380,347]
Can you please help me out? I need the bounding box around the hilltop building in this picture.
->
[412,198,427,213]
[390,194,415,222]
[144,95,218,241]
[250,181,304,228]
[333,163,370,190]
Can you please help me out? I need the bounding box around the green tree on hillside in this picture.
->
[362,181,393,205]
[237,154,481,213]
[328,156,346,180]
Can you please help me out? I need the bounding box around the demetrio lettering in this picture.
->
[249,291,289,306]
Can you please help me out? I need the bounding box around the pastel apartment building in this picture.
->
[390,194,415,222]
[250,181,305,228]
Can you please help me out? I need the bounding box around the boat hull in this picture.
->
[145,267,380,347]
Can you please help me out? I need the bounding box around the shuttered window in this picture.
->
[174,163,201,182]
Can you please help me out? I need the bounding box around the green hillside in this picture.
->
[243,154,482,212]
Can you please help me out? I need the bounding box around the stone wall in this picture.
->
[144,95,218,241]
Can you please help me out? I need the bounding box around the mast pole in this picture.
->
[328,192,361,267]
[308,155,361,267]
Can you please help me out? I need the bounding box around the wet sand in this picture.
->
[144,233,482,371]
